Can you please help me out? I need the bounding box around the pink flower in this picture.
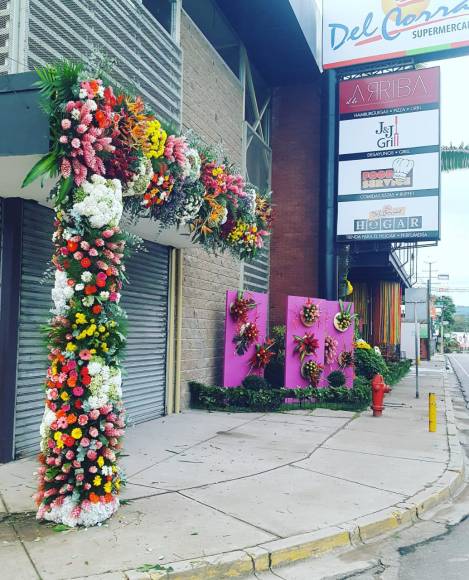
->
[102,229,114,239]
[76,473,84,483]
[87,449,97,461]
[89,409,100,420]
[57,417,68,429]
[61,118,72,130]
[78,414,88,426]
[109,292,119,302]
[46,456,56,465]
[73,386,84,397]
[79,349,92,361]
[73,251,84,261]
[88,465,97,474]
[66,100,77,112]
[97,260,108,270]
[65,450,75,460]
[60,158,72,179]
[89,427,99,438]
[59,135,68,144]
[48,388,59,400]
[80,241,91,251]
[84,483,91,490]
[80,437,90,447]
[44,488,58,498]
[95,440,103,449]
[89,248,98,257]
[49,403,57,412]
[95,238,105,247]
[77,124,88,134]
[71,138,81,149]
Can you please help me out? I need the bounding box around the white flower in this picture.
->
[82,296,94,307]
[75,283,85,291]
[97,85,105,98]
[39,408,57,453]
[51,270,74,315]
[71,108,81,120]
[38,495,119,528]
[123,158,153,197]
[99,291,110,301]
[79,88,87,99]
[181,148,201,181]
[220,207,228,225]
[86,360,122,409]
[81,271,92,283]
[72,175,123,229]
[86,98,97,112]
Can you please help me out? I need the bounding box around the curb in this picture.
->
[123,370,466,580]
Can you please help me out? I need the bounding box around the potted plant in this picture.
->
[300,299,320,327]
[333,300,357,332]
[301,360,323,386]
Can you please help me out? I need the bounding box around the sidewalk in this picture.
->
[0,357,464,580]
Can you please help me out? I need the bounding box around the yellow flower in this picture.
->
[98,326,106,333]
[97,456,104,468]
[86,324,97,337]
[90,349,96,355]
[355,339,371,350]
[53,431,62,441]
[112,465,118,473]
[77,330,87,340]
[93,475,102,487]
[115,478,121,490]
[66,342,77,352]
[71,427,82,440]
[103,482,112,493]
[101,343,109,353]
[346,280,354,295]
[144,119,167,159]
[60,391,70,401]
[75,313,87,325]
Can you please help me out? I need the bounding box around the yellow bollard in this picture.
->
[429,393,437,433]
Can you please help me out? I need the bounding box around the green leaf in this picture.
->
[22,152,57,188]
[137,564,173,573]
[55,175,73,205]
[52,524,72,532]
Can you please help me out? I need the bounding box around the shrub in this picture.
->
[226,387,250,408]
[242,375,271,391]
[354,347,388,380]
[327,370,346,388]
[265,325,286,388]
[247,388,284,412]
[385,359,412,385]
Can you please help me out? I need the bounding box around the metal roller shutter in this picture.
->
[15,202,54,457]
[120,242,169,424]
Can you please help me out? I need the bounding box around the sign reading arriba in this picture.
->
[336,68,441,243]
[323,0,469,69]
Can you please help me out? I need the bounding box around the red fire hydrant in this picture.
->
[371,374,390,417]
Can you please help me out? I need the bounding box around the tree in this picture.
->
[442,144,469,172]
[437,295,456,329]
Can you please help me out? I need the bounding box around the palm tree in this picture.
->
[441,144,469,172]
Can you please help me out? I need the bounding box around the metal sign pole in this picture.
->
[414,302,419,399]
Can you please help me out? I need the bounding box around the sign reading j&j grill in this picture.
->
[323,0,469,69]
[336,67,440,243]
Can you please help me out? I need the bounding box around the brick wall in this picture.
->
[179,11,243,408]
[269,83,322,326]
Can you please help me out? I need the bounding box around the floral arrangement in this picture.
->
[333,300,357,332]
[300,299,320,327]
[301,360,323,387]
[338,350,354,369]
[249,340,275,371]
[355,339,372,350]
[229,291,256,324]
[23,60,272,528]
[324,335,339,365]
[293,332,320,362]
[233,322,260,356]
[24,63,272,263]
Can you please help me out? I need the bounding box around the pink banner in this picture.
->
[284,296,327,390]
[319,301,355,389]
[223,290,268,388]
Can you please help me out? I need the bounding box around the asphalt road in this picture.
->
[398,353,469,580]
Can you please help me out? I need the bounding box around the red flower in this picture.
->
[92,304,102,315]
[81,374,91,386]
[81,257,91,269]
[84,285,97,295]
[64,436,75,448]
[74,400,83,410]
[67,241,78,253]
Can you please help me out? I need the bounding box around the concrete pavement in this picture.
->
[0,356,464,580]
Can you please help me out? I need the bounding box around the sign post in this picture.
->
[405,288,428,398]
[337,68,441,243]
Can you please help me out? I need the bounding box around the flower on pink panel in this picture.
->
[80,437,90,447]
[49,403,57,412]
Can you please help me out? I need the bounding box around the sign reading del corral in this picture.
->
[336,68,440,242]
[323,0,469,69]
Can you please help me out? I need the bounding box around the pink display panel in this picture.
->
[320,301,355,389]
[223,290,268,388]
[284,296,327,390]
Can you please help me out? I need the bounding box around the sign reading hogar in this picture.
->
[323,0,469,69]
[336,68,441,243]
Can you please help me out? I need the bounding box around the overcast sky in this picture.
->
[417,55,469,306]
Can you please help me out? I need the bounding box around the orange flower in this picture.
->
[66,413,77,425]
[56,409,66,418]
[89,492,100,504]
[89,80,99,93]
[67,376,77,388]
[104,493,114,503]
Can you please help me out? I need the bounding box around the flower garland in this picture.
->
[249,340,275,371]
[324,335,339,365]
[229,291,256,324]
[233,322,260,356]
[23,60,273,528]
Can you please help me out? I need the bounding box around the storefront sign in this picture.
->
[337,68,440,242]
[323,0,469,69]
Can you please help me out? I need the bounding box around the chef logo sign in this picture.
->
[337,68,440,243]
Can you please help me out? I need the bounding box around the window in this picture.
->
[143,0,174,35]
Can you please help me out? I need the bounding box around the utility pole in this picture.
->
[425,261,437,359]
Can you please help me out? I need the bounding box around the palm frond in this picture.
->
[442,144,469,172]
